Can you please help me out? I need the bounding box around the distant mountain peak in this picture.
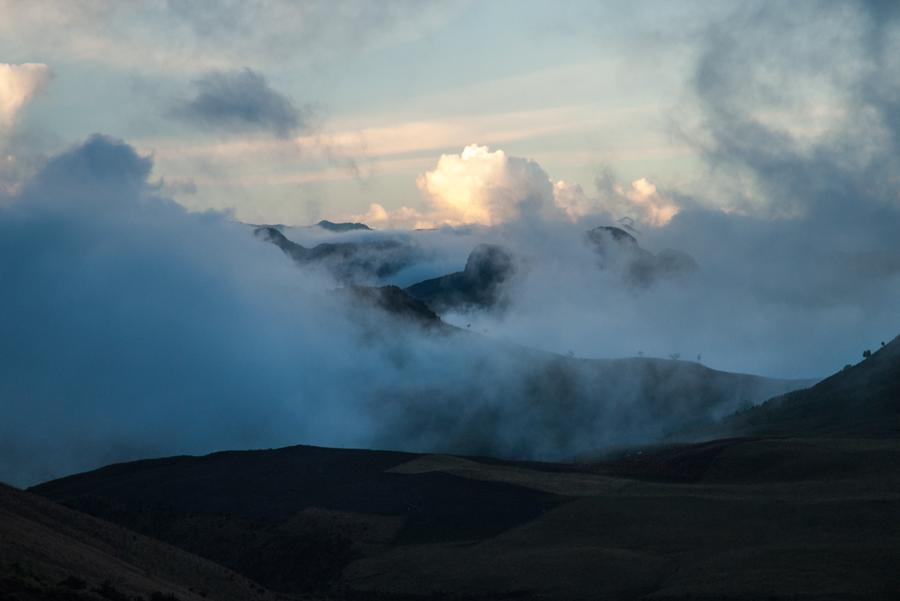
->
[586,224,698,285]
[254,225,415,282]
[345,285,442,327]
[405,243,516,313]
[317,220,371,232]
[586,225,640,249]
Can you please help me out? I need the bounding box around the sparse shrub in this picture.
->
[863,349,872,359]
[669,353,681,361]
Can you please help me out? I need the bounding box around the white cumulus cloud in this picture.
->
[0,62,49,128]
[416,144,556,226]
[356,144,559,229]
[351,144,679,230]
[554,174,680,227]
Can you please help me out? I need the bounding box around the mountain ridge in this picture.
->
[720,334,900,437]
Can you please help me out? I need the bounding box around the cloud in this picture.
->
[464,0,900,377]
[675,1,900,218]
[357,202,435,230]
[347,0,900,388]
[355,144,679,229]
[554,171,680,226]
[0,1,459,73]
[415,144,557,226]
[173,68,305,137]
[0,69,49,206]
[356,144,563,228]
[0,134,374,484]
[157,176,197,196]
[0,63,49,128]
[0,133,819,487]
[6,1,900,488]
[3,134,673,486]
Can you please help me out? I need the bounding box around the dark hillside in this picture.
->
[33,436,900,600]
[0,483,280,601]
[33,445,561,596]
[722,334,900,437]
[405,243,515,313]
[254,226,415,281]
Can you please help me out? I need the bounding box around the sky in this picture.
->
[0,0,722,224]
[2,0,900,485]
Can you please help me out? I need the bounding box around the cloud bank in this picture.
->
[0,134,381,485]
[0,134,815,488]
[339,0,900,383]
[3,0,900,489]
[0,135,686,487]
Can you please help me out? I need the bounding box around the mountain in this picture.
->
[326,279,812,456]
[30,446,561,598]
[721,334,900,437]
[405,243,515,313]
[255,224,697,312]
[365,348,812,460]
[316,220,371,232]
[586,226,698,286]
[0,482,280,601]
[33,436,900,600]
[401,227,697,316]
[24,339,900,600]
[344,284,444,327]
[254,225,415,282]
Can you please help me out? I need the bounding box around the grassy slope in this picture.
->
[346,437,900,600]
[32,437,900,601]
[0,483,286,601]
[31,446,561,597]
[24,337,900,600]
[722,335,900,437]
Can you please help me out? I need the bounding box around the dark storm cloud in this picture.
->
[173,68,305,137]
